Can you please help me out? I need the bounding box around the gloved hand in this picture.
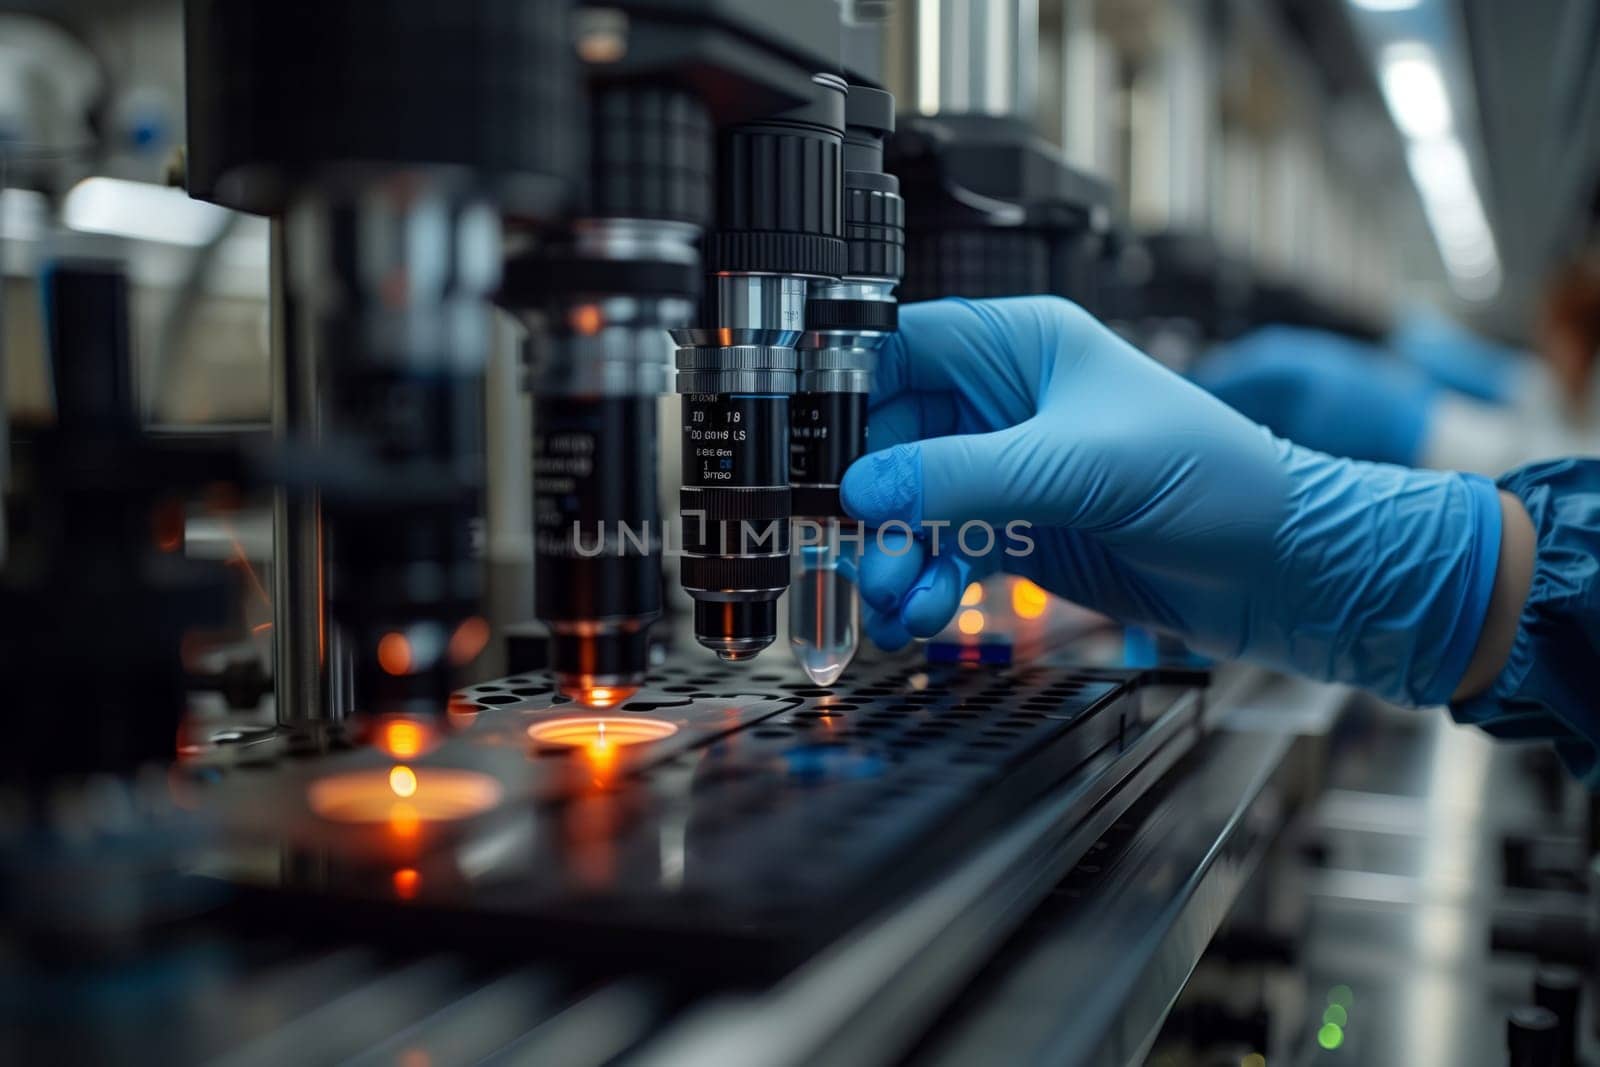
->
[841,297,1503,707]
[1389,306,1526,405]
[1192,326,1435,465]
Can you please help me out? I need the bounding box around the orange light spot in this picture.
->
[308,767,501,825]
[574,684,638,709]
[960,582,984,607]
[957,609,985,635]
[1012,579,1049,620]
[528,716,678,748]
[448,616,490,666]
[389,764,418,798]
[378,718,433,759]
[392,868,420,901]
[570,303,604,335]
[390,806,422,839]
[378,632,413,676]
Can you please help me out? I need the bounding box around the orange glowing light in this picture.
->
[389,764,419,798]
[448,616,491,665]
[572,684,638,709]
[378,632,413,676]
[957,609,986,635]
[390,807,422,839]
[308,767,502,824]
[1011,579,1049,620]
[378,718,434,760]
[392,867,421,900]
[960,582,984,607]
[252,621,274,635]
[570,303,604,335]
[528,716,678,748]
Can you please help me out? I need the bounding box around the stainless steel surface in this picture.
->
[528,297,686,396]
[1292,704,1567,1067]
[798,279,894,394]
[520,219,699,398]
[918,706,1309,1067]
[573,217,700,266]
[269,218,343,729]
[687,274,809,348]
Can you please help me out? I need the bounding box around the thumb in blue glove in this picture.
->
[1192,325,1435,466]
[842,297,1504,707]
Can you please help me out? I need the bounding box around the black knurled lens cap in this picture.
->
[588,84,713,225]
[804,299,898,332]
[705,72,847,277]
[681,553,790,591]
[703,231,847,278]
[843,178,905,281]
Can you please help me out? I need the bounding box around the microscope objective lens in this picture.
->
[789,82,904,684]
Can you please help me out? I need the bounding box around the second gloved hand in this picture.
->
[1192,325,1436,465]
[842,297,1503,706]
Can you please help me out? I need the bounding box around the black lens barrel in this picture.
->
[533,394,662,691]
[675,71,847,660]
[791,82,904,521]
[325,370,485,720]
[790,390,870,518]
[703,73,848,276]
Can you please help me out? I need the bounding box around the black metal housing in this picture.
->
[183,0,585,216]
[888,113,1113,304]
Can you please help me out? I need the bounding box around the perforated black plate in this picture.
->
[203,657,1198,973]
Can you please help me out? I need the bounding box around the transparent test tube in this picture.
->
[790,520,861,686]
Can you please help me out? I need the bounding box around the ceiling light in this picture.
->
[1380,44,1454,140]
[1404,138,1502,301]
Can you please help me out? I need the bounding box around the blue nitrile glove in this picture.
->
[1192,326,1435,466]
[1390,306,1525,405]
[1453,458,1600,787]
[841,297,1503,707]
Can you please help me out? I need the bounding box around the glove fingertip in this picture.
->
[865,606,913,652]
[901,559,968,639]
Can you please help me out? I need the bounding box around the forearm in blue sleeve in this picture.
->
[1452,458,1600,787]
